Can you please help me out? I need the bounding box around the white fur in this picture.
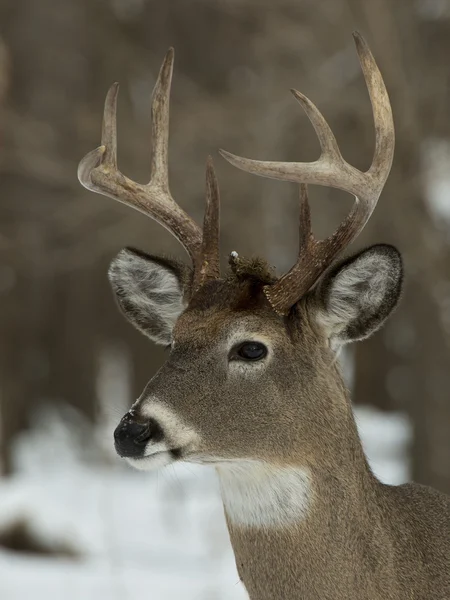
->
[138,400,200,457]
[217,461,312,528]
[109,250,186,343]
[146,272,185,326]
[115,251,184,324]
[126,450,174,471]
[316,252,393,338]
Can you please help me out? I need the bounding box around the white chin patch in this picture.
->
[125,450,175,471]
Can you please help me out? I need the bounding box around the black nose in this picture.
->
[114,413,163,458]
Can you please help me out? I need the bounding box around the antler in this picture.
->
[220,32,394,315]
[78,48,220,290]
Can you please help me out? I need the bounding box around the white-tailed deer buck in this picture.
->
[79,32,450,600]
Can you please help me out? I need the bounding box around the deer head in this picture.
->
[78,33,401,479]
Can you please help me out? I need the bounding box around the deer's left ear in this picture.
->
[312,244,403,345]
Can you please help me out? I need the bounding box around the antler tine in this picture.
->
[193,156,221,290]
[298,184,313,250]
[149,48,172,189]
[78,49,203,266]
[220,89,345,187]
[220,32,394,315]
[101,82,119,169]
[353,31,395,177]
[290,90,342,161]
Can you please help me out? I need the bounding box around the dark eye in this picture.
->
[234,341,267,361]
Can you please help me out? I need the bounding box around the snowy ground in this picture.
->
[0,405,411,600]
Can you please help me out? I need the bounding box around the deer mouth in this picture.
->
[125,447,183,471]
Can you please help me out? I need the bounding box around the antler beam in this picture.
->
[220,32,394,315]
[78,49,220,285]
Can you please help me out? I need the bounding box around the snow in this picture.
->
[0,405,411,600]
[422,137,450,231]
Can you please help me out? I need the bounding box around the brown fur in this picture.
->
[190,282,450,599]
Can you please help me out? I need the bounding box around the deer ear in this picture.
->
[313,244,403,346]
[108,248,192,345]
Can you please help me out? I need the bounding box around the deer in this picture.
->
[78,32,450,600]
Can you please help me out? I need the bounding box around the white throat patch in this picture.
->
[217,461,312,528]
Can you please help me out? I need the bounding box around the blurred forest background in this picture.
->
[0,0,449,597]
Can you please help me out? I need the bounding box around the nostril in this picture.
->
[134,423,152,445]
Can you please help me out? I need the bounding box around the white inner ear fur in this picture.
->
[141,267,186,327]
[217,460,312,528]
[316,252,393,338]
[112,251,186,334]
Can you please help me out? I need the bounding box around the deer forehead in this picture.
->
[172,311,288,349]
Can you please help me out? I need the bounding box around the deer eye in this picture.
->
[232,341,267,361]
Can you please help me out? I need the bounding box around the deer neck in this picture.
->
[216,397,379,600]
